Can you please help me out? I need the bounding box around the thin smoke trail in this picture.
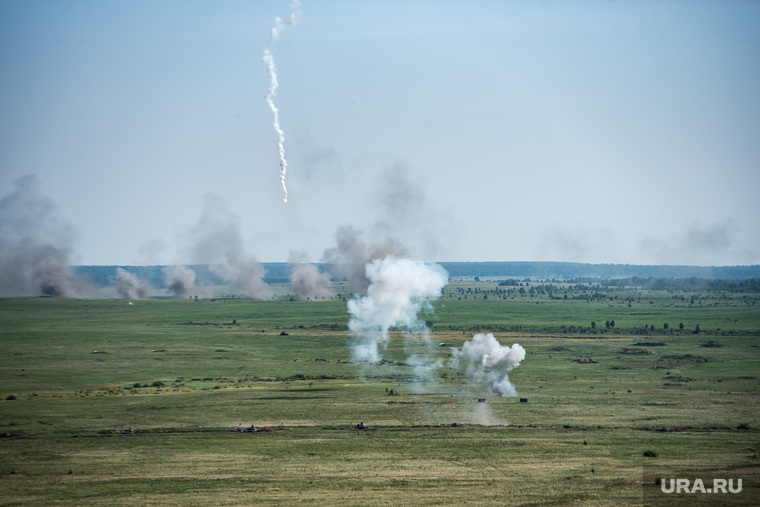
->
[263,49,288,202]
[263,0,301,203]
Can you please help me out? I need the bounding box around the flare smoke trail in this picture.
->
[450,333,526,397]
[347,256,448,363]
[263,0,301,203]
[262,49,287,201]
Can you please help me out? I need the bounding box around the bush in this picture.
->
[643,450,658,457]
[5,395,16,401]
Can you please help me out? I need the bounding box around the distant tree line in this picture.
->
[74,263,760,290]
[594,277,760,293]
[440,262,760,280]
[496,277,760,294]
[454,279,760,301]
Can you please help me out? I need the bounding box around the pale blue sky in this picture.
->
[1,0,758,266]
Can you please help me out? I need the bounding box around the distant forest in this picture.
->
[74,262,760,290]
[437,262,760,281]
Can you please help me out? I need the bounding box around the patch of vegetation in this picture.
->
[658,354,709,365]
[620,348,651,355]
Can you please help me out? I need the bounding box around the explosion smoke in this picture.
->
[263,0,301,203]
[347,256,448,363]
[289,251,333,300]
[0,175,88,297]
[114,267,149,299]
[165,265,197,298]
[450,333,526,397]
[222,249,272,299]
[322,225,407,294]
[183,194,271,299]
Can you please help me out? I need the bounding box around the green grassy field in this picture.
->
[1,283,759,505]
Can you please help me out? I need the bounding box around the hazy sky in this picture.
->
[1,0,758,266]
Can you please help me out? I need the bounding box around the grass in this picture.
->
[1,283,759,505]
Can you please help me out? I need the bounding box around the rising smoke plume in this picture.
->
[347,256,448,363]
[0,175,90,297]
[263,0,301,203]
[113,267,149,299]
[376,164,446,260]
[165,265,198,298]
[322,225,407,294]
[180,194,271,299]
[223,249,271,299]
[450,333,526,397]
[288,251,333,300]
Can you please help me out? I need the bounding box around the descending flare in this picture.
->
[263,49,288,202]
[263,1,300,203]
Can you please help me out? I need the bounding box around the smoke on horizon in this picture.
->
[0,175,91,297]
[322,225,408,295]
[222,249,271,299]
[289,251,333,300]
[450,333,526,397]
[183,194,271,299]
[113,267,149,299]
[165,265,198,298]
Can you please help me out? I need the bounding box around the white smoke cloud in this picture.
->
[451,333,526,397]
[347,256,448,363]
[269,0,301,42]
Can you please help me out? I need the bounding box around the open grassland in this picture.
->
[1,283,759,505]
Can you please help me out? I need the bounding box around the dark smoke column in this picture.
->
[0,175,83,297]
